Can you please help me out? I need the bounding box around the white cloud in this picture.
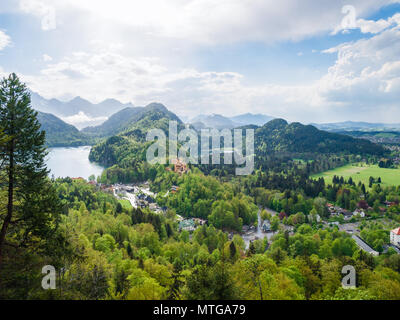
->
[332,9,400,35]
[5,2,400,123]
[16,45,317,121]
[17,0,400,44]
[316,15,400,121]
[19,0,56,31]
[0,30,11,51]
[357,18,391,34]
[61,111,107,129]
[42,54,52,62]
[15,10,400,123]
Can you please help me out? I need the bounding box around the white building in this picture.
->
[390,227,400,248]
[353,209,365,218]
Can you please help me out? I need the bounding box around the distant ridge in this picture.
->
[254,119,386,155]
[189,112,274,129]
[311,121,400,132]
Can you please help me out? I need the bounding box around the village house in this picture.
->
[390,227,400,248]
[353,209,366,218]
[343,211,353,221]
[327,204,344,217]
[327,204,354,220]
[262,220,271,233]
[170,185,180,194]
[193,218,207,226]
[179,219,196,232]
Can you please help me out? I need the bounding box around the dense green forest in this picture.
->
[1,74,400,300]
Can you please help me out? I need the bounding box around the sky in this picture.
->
[0,0,400,124]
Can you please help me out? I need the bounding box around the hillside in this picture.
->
[255,119,386,156]
[88,103,185,166]
[83,103,182,138]
[37,111,93,147]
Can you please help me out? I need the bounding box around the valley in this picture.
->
[2,76,400,301]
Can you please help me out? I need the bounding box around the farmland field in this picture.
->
[311,163,400,187]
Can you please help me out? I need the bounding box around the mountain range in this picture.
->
[34,97,388,159]
[29,90,396,157]
[30,91,276,131]
[30,92,134,129]
[30,91,400,133]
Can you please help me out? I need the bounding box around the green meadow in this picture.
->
[311,163,400,187]
[118,199,133,210]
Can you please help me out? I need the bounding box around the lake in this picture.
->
[46,146,105,180]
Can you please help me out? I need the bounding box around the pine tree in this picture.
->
[116,202,123,214]
[167,262,184,300]
[247,242,256,256]
[0,73,61,272]
[361,184,366,195]
[229,241,237,261]
[0,127,9,147]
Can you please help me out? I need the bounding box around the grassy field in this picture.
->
[311,163,400,187]
[118,199,133,210]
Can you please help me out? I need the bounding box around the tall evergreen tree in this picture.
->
[0,73,61,275]
[167,262,184,300]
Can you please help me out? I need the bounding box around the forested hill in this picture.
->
[89,103,185,167]
[254,119,386,156]
[82,102,183,138]
[90,113,386,169]
[37,111,93,147]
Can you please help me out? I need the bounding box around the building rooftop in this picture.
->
[352,235,379,255]
[391,227,400,235]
